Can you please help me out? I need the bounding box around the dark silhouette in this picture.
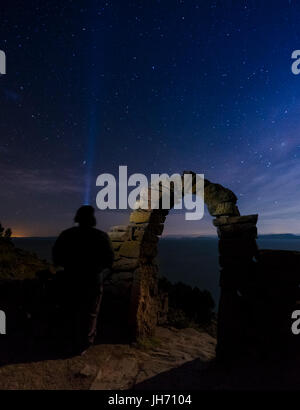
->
[158,278,215,329]
[0,222,12,241]
[52,205,114,354]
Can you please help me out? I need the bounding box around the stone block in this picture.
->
[219,254,255,267]
[111,271,133,281]
[119,241,141,258]
[130,210,152,223]
[109,225,128,232]
[112,257,139,272]
[108,231,128,241]
[204,183,237,204]
[129,223,164,240]
[111,241,123,251]
[213,214,258,227]
[217,224,257,239]
[211,202,240,216]
[130,210,166,224]
[218,238,258,257]
[140,241,158,258]
[133,229,158,243]
[218,244,258,259]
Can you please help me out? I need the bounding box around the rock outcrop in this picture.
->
[0,239,53,281]
[106,173,242,341]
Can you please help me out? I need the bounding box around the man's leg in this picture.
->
[76,283,103,351]
[87,285,103,345]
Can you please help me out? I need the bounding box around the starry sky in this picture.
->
[1,0,300,237]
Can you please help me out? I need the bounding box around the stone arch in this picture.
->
[105,171,258,342]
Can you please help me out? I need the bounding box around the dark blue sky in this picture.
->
[0,0,300,236]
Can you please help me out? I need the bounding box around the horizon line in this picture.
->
[11,232,300,239]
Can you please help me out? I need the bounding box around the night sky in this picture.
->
[1,0,300,237]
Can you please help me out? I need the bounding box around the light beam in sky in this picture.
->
[83,6,102,206]
[84,107,97,205]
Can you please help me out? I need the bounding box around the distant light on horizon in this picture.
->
[11,231,28,238]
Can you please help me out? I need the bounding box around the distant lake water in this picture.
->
[12,236,300,306]
[158,236,300,305]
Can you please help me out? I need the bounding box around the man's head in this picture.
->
[74,205,97,227]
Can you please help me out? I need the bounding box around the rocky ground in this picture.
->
[2,323,300,390]
[2,238,300,390]
[0,238,218,390]
[0,326,216,390]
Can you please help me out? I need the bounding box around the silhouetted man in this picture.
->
[52,205,114,354]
